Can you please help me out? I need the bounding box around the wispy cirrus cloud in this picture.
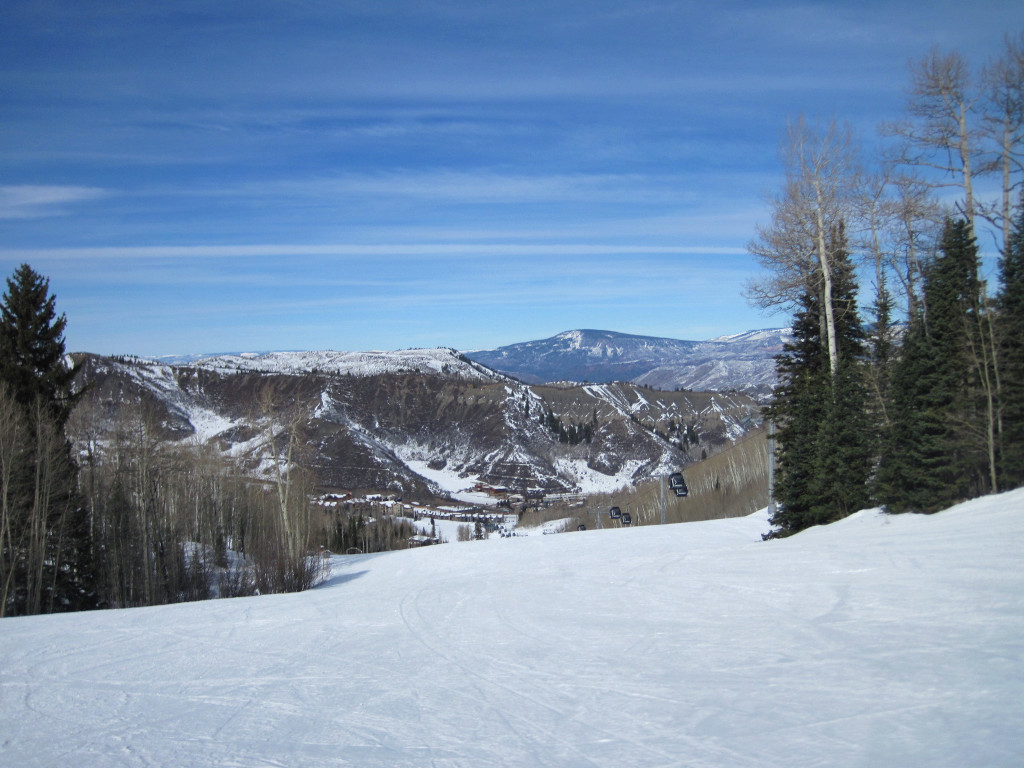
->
[166,170,685,208]
[0,185,108,220]
[2,242,746,262]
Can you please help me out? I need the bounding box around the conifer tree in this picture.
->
[877,219,982,512]
[0,264,94,615]
[807,226,872,521]
[865,276,896,435]
[763,289,829,535]
[0,264,79,426]
[997,193,1024,488]
[764,224,870,537]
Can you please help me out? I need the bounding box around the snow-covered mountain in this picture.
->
[185,347,498,379]
[74,348,760,499]
[4,489,1022,767]
[465,328,791,398]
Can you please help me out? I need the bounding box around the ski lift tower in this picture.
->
[768,420,777,517]
[661,474,666,525]
[578,507,605,530]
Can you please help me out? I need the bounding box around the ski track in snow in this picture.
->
[2,491,1023,767]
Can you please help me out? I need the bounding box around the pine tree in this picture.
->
[877,219,981,512]
[0,264,79,426]
[807,226,872,521]
[997,193,1024,489]
[764,288,830,536]
[865,275,896,437]
[0,264,94,615]
[764,224,870,537]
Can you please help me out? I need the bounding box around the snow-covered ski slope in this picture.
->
[3,491,1023,767]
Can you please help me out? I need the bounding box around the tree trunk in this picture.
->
[814,180,839,378]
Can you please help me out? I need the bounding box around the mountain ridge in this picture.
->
[465,327,791,397]
[71,347,760,501]
[146,327,791,399]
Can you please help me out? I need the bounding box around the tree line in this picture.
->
[0,262,440,618]
[753,35,1024,536]
[0,267,336,617]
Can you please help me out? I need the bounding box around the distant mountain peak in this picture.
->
[465,328,790,398]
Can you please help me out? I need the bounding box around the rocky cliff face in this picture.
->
[72,348,761,500]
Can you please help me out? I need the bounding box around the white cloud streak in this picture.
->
[0,185,108,219]
[2,243,747,260]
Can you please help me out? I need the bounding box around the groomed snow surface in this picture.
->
[3,491,1023,767]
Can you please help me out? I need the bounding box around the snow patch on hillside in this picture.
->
[582,383,633,415]
[402,459,495,506]
[188,406,239,444]
[554,456,644,494]
[386,441,495,505]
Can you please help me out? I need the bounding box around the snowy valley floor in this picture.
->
[2,491,1023,767]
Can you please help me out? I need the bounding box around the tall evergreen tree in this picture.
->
[997,192,1024,489]
[865,275,896,436]
[764,289,830,536]
[876,219,982,512]
[0,264,94,616]
[0,264,78,426]
[764,224,870,537]
[807,225,872,521]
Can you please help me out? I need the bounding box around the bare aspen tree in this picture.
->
[976,34,1024,467]
[851,167,945,317]
[980,33,1024,255]
[261,386,302,562]
[853,169,899,429]
[962,283,1001,493]
[748,177,819,308]
[126,401,158,603]
[256,383,327,593]
[856,169,892,302]
[66,396,103,550]
[0,385,26,616]
[748,116,860,377]
[884,47,981,233]
[886,174,944,317]
[0,397,80,615]
[31,399,82,614]
[27,401,54,614]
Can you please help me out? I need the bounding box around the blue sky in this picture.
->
[1,1,1019,356]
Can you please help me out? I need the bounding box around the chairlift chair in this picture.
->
[669,471,689,498]
[609,506,622,519]
[621,512,632,526]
